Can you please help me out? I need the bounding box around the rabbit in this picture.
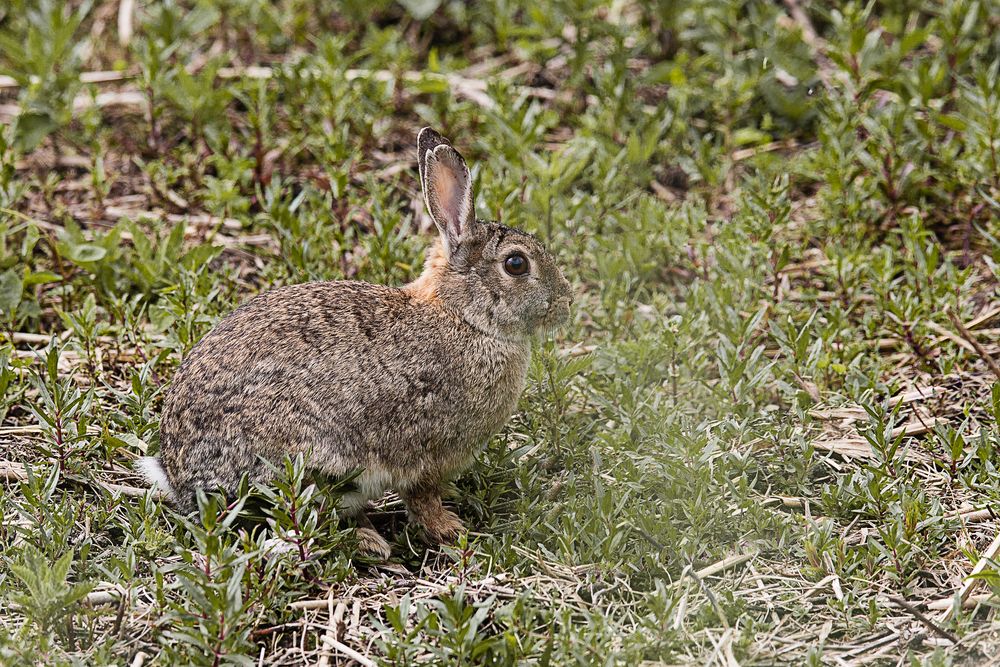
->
[137,127,572,559]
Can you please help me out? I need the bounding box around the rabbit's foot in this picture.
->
[355,527,392,560]
[422,507,465,544]
[403,487,466,544]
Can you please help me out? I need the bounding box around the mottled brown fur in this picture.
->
[147,128,571,554]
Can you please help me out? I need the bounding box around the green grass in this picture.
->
[1,0,999,664]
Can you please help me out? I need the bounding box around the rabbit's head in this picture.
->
[414,128,572,340]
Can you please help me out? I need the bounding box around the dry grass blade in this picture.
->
[950,508,995,523]
[84,588,121,607]
[102,481,160,498]
[117,0,135,47]
[695,552,757,579]
[319,636,376,667]
[1,460,28,482]
[937,530,1000,622]
[888,596,958,644]
[926,319,977,354]
[946,308,1000,381]
[290,598,335,611]
[966,305,1000,330]
[927,592,995,611]
[316,590,342,667]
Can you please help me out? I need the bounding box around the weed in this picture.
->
[0,0,999,664]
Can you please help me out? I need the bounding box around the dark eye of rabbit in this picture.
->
[504,253,529,276]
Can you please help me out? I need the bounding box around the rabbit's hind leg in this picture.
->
[339,493,391,560]
[354,516,391,560]
[400,482,465,544]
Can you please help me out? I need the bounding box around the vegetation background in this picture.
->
[0,0,999,664]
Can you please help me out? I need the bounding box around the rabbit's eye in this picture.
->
[504,253,529,276]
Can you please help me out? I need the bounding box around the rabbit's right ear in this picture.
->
[418,127,473,253]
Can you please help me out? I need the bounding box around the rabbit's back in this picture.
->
[159,281,530,502]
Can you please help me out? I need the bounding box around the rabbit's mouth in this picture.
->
[540,297,571,330]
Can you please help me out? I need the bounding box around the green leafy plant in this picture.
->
[0,0,997,663]
[8,548,94,648]
[0,0,91,151]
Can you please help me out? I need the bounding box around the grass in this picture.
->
[0,0,999,664]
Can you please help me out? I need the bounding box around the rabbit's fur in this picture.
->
[140,128,571,557]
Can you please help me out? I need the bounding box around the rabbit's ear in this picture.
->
[418,127,473,253]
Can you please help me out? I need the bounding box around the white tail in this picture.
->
[136,456,175,500]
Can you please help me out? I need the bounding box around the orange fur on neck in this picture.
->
[404,239,448,304]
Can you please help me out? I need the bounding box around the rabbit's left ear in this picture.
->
[418,127,473,253]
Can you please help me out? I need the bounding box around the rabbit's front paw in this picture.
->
[403,486,467,544]
[422,508,465,544]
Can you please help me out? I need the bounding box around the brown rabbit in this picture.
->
[138,128,572,558]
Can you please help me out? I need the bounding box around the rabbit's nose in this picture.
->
[558,281,573,304]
